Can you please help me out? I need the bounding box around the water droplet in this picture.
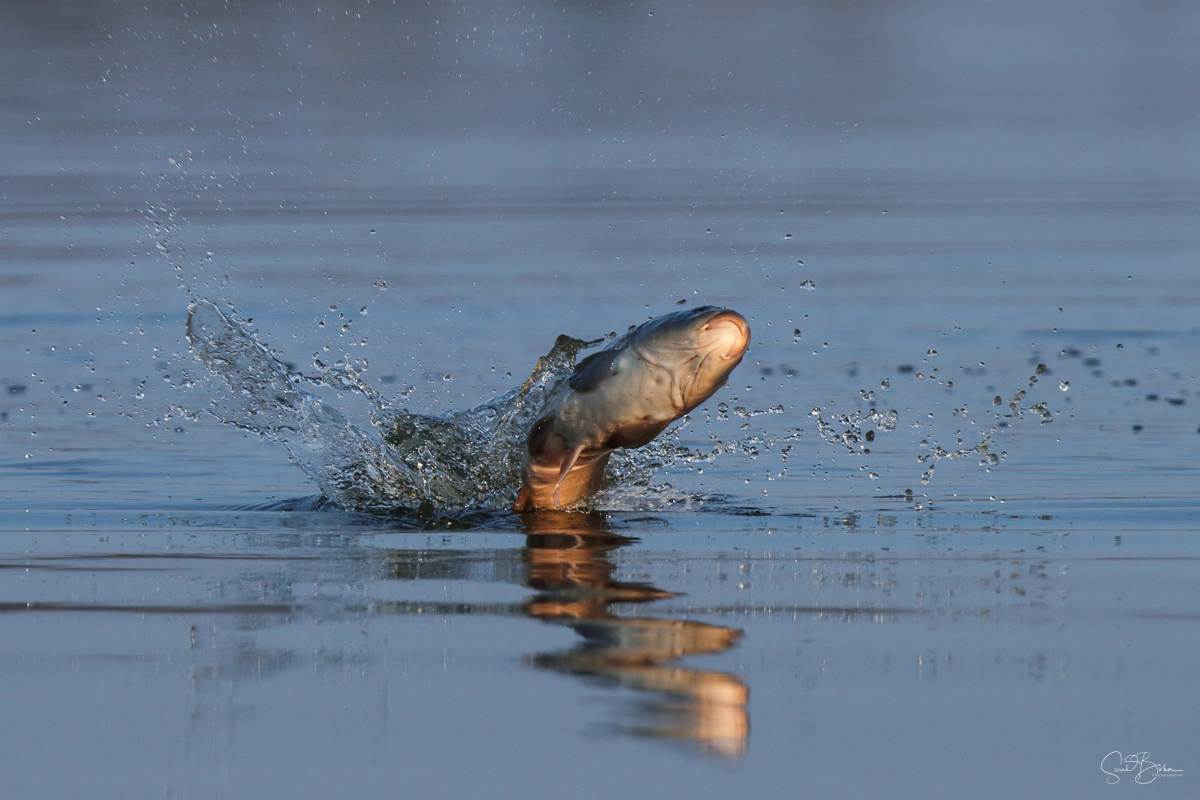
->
[1059,381,1069,391]
[799,280,816,291]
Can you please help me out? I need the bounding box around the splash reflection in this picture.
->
[519,513,749,757]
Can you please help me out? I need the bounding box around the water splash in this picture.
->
[912,363,1056,485]
[917,436,1000,486]
[185,299,758,514]
[811,406,898,452]
[186,299,426,510]
[804,353,1061,490]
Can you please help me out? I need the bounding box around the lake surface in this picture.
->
[2,0,1198,797]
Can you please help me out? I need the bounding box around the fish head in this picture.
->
[622,305,751,414]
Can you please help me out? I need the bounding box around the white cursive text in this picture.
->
[1101,751,1184,784]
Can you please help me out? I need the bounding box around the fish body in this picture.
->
[514,306,750,511]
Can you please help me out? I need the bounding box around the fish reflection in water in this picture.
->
[522,513,749,757]
[376,512,751,756]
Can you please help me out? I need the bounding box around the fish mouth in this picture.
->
[699,310,750,360]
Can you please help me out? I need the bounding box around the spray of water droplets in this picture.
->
[183,299,770,514]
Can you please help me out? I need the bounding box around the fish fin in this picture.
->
[513,484,533,512]
[568,348,621,392]
[550,443,586,508]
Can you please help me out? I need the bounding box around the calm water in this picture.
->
[2,1,1199,797]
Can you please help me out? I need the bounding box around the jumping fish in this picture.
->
[514,306,750,511]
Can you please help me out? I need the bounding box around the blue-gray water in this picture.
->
[2,1,1198,797]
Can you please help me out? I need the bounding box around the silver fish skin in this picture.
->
[515,306,751,511]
